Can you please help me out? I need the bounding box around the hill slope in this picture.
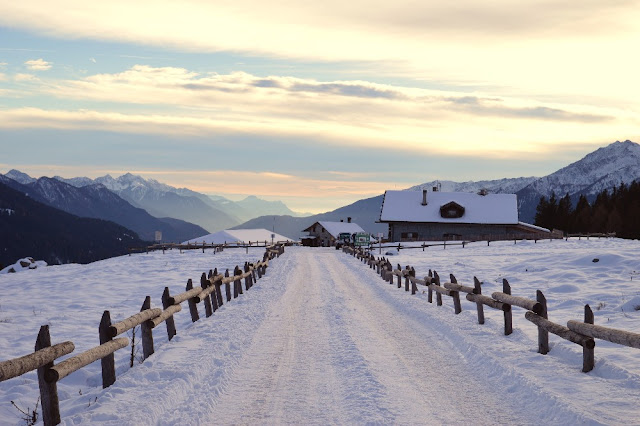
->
[0,181,146,266]
[233,195,386,239]
[0,175,207,242]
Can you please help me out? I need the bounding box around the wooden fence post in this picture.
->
[503,279,513,335]
[402,266,409,291]
[208,270,219,312]
[473,277,485,324]
[251,264,258,283]
[434,271,443,306]
[397,264,402,289]
[410,267,417,295]
[235,266,243,296]
[583,304,595,372]
[212,268,223,308]
[244,263,252,290]
[99,310,116,388]
[225,270,232,302]
[200,273,213,317]
[36,325,60,426]
[449,274,462,314]
[428,270,433,303]
[140,296,155,360]
[186,279,200,323]
[162,287,177,340]
[537,290,549,354]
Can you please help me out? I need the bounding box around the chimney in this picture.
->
[422,189,428,206]
[347,217,352,223]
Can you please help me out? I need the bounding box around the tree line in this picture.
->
[534,181,640,239]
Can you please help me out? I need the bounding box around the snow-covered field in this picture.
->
[1,239,639,424]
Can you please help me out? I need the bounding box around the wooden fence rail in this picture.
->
[0,244,286,425]
[343,245,639,375]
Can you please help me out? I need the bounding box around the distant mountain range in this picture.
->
[237,140,640,238]
[0,174,208,242]
[0,180,146,267]
[2,140,638,261]
[3,171,304,235]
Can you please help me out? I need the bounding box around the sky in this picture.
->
[1,1,639,213]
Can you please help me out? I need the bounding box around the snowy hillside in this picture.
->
[1,240,640,424]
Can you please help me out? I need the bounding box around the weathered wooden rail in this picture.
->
[343,245,639,375]
[130,240,295,255]
[0,244,286,425]
[367,232,562,253]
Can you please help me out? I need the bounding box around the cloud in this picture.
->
[24,58,52,71]
[89,57,96,63]
[0,73,6,81]
[2,65,631,157]
[1,0,638,103]
[14,73,37,82]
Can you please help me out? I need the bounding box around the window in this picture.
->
[400,232,418,241]
[440,202,465,219]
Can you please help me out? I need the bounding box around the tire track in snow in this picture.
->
[324,251,535,425]
[205,248,398,424]
[207,249,531,424]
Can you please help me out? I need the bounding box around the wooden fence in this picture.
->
[343,246,640,375]
[0,244,286,425]
[368,233,565,254]
[130,240,295,255]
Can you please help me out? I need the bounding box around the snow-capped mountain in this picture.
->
[4,169,36,185]
[516,140,640,222]
[406,140,640,223]
[53,172,302,230]
[0,175,208,242]
[408,177,538,195]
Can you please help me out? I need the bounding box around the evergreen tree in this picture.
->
[534,192,559,230]
[571,195,591,233]
[556,193,572,233]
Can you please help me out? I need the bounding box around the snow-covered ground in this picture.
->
[1,239,639,424]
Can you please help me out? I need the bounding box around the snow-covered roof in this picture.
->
[303,221,366,238]
[517,222,550,233]
[379,190,518,224]
[183,229,292,245]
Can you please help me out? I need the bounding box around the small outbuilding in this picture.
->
[379,189,549,241]
[302,218,368,247]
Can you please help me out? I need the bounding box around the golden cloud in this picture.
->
[24,58,52,71]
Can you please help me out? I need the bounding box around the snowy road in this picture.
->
[212,249,528,424]
[59,247,609,425]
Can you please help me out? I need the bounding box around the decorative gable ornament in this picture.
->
[440,201,465,219]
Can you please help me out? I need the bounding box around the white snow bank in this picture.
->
[183,228,292,245]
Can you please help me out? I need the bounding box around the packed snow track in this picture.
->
[61,248,601,425]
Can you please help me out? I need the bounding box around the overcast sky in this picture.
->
[1,1,639,213]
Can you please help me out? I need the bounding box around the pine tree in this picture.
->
[571,195,591,233]
[556,193,572,233]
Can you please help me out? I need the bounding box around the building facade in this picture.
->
[302,218,366,247]
[379,189,549,241]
